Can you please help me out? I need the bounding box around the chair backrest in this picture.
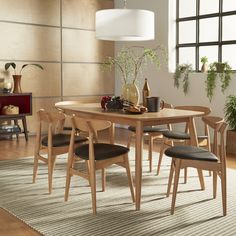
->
[202,116,227,159]
[70,115,111,143]
[174,105,211,116]
[36,109,66,137]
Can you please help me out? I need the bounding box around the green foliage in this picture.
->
[225,95,236,130]
[200,56,208,64]
[5,62,43,75]
[173,63,193,95]
[206,62,232,102]
[101,46,167,84]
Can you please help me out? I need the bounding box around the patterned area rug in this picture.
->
[0,149,236,236]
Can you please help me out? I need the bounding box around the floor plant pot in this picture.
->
[12,75,22,93]
[226,130,236,154]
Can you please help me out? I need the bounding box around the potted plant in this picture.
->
[200,56,208,73]
[224,95,236,154]
[173,63,193,95]
[4,62,43,93]
[206,62,232,102]
[101,46,166,105]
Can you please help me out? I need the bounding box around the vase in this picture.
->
[12,75,22,93]
[121,83,140,105]
[201,63,208,73]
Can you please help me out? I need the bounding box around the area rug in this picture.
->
[1,149,236,236]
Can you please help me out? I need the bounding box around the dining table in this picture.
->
[55,102,205,211]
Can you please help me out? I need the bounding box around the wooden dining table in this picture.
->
[55,103,204,211]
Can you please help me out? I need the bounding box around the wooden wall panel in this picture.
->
[62,0,113,29]
[0,0,60,26]
[62,29,114,62]
[63,63,114,96]
[0,23,60,61]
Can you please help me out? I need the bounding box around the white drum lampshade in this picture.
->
[96,9,155,41]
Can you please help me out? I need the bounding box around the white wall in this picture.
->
[114,0,236,118]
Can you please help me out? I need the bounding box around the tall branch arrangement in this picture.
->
[101,46,167,84]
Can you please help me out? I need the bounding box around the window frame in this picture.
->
[176,0,236,71]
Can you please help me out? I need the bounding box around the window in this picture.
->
[176,0,236,70]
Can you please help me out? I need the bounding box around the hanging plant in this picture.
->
[206,62,232,102]
[173,63,193,95]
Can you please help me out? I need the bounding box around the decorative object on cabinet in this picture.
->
[96,0,154,41]
[4,62,43,93]
[206,62,232,102]
[225,95,236,154]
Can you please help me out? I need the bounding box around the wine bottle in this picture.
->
[142,78,150,107]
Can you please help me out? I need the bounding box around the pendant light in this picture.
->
[95,0,155,41]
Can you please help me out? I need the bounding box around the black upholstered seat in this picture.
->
[165,145,218,162]
[42,133,87,147]
[128,126,169,133]
[163,130,208,140]
[75,143,129,160]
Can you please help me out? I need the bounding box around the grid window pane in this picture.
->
[199,17,218,42]
[199,46,218,70]
[179,21,196,43]
[222,15,236,41]
[222,45,236,69]
[199,0,219,15]
[179,0,196,18]
[223,0,236,12]
[179,47,195,66]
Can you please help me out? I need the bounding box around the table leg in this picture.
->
[13,119,19,140]
[22,117,28,141]
[135,121,143,210]
[188,117,205,190]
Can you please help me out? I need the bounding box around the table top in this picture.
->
[56,103,204,126]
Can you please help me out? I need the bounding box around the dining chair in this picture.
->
[156,106,211,177]
[165,116,227,215]
[64,115,135,215]
[33,109,87,194]
[127,103,173,172]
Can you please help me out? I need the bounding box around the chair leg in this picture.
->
[102,168,106,192]
[124,155,135,203]
[171,159,181,215]
[65,155,74,201]
[213,171,217,199]
[157,138,167,175]
[167,159,175,197]
[90,167,97,215]
[184,168,187,184]
[148,136,153,172]
[221,169,227,216]
[127,133,133,149]
[197,169,205,190]
[32,155,39,183]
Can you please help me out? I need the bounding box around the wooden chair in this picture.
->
[127,103,173,172]
[33,109,87,193]
[65,115,135,215]
[157,106,211,176]
[165,116,227,215]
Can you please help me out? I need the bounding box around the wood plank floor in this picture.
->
[0,129,235,236]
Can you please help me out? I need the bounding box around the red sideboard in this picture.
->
[0,93,32,141]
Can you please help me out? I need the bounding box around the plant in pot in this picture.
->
[101,45,166,105]
[224,95,236,154]
[173,63,193,95]
[200,56,208,73]
[4,62,43,93]
[206,61,232,102]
